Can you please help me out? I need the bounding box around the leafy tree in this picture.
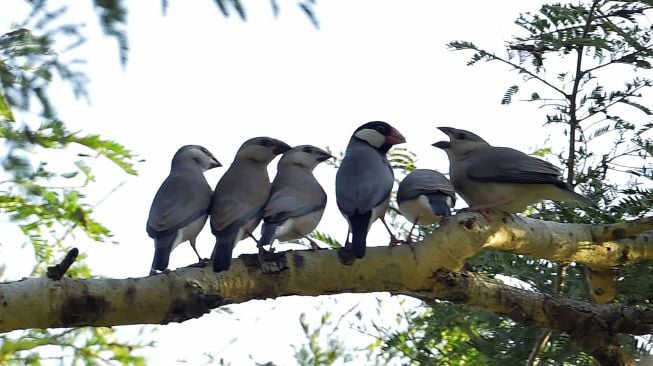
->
[380,0,653,364]
[0,0,317,363]
[0,1,144,363]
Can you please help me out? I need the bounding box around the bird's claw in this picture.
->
[149,268,171,276]
[258,251,287,274]
[186,258,210,268]
[388,235,405,247]
[336,247,356,265]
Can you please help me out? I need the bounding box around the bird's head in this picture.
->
[433,126,490,160]
[172,145,222,171]
[437,126,488,144]
[237,137,291,164]
[278,145,333,170]
[352,121,406,153]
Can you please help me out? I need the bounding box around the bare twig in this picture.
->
[46,248,79,280]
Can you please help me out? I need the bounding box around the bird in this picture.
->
[210,136,291,273]
[397,168,456,242]
[433,126,597,214]
[258,145,333,252]
[146,145,222,275]
[335,121,406,259]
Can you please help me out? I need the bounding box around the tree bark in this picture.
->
[1,212,652,365]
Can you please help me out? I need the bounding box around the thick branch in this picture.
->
[1,212,652,366]
[428,270,642,366]
[2,241,652,332]
[465,214,653,270]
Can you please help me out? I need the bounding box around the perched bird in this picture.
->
[258,145,333,251]
[336,121,406,259]
[146,145,222,275]
[433,126,597,214]
[397,169,456,242]
[210,137,290,273]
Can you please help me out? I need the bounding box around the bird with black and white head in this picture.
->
[146,145,221,275]
[210,136,291,273]
[336,121,406,259]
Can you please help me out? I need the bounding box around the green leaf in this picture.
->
[0,89,15,122]
[501,85,519,105]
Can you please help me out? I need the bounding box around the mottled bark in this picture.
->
[1,212,652,365]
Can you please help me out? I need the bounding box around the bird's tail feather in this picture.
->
[427,194,453,217]
[151,244,173,272]
[212,230,238,272]
[258,222,277,248]
[350,212,372,259]
[567,190,598,208]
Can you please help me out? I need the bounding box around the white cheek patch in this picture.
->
[354,128,385,148]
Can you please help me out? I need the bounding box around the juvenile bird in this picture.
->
[336,121,406,259]
[210,137,290,273]
[146,145,221,275]
[258,145,332,251]
[433,126,596,214]
[397,169,456,242]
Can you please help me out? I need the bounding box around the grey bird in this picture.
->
[210,136,291,273]
[397,168,456,242]
[146,145,222,275]
[336,121,406,259]
[258,145,333,251]
[433,126,597,214]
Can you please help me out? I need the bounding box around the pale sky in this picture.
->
[1,1,565,364]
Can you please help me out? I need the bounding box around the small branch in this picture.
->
[46,248,79,281]
[427,270,642,366]
[526,264,567,366]
[590,216,653,242]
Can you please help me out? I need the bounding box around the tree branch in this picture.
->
[1,212,652,366]
[425,270,642,366]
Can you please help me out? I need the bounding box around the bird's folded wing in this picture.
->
[466,147,563,184]
[264,193,326,223]
[147,174,211,237]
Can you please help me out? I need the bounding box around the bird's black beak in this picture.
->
[432,141,451,149]
[317,152,334,162]
[274,141,292,155]
[437,126,457,139]
[209,159,222,169]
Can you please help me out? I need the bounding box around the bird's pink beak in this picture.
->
[386,128,406,145]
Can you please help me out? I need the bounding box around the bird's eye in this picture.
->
[375,125,387,134]
[303,146,312,153]
[260,139,272,147]
[456,132,467,140]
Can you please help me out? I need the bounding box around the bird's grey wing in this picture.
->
[264,194,326,223]
[147,173,211,238]
[398,169,455,202]
[264,169,327,223]
[336,151,393,216]
[466,147,564,185]
[211,164,269,234]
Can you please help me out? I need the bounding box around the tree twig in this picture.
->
[46,247,79,280]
